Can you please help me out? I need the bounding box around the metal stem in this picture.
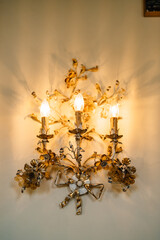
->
[111,141,117,160]
[75,132,81,167]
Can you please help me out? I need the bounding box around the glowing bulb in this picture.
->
[40,99,50,117]
[74,93,84,111]
[110,104,119,118]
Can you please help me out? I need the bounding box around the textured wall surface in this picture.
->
[0,0,160,240]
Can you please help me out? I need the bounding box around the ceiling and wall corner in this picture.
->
[0,0,160,240]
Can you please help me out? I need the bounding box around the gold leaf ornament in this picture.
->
[72,58,78,68]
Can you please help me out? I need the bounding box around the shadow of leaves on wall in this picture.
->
[124,60,160,98]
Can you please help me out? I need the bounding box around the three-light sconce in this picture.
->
[15,59,136,215]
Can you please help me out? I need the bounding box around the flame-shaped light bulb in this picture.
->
[40,99,50,117]
[74,93,84,112]
[110,104,119,118]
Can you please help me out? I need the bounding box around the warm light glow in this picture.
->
[40,99,50,117]
[74,93,84,111]
[110,104,119,117]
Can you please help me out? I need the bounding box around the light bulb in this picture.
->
[40,99,50,117]
[74,93,84,111]
[110,104,119,118]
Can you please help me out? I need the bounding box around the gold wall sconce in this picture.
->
[15,59,136,215]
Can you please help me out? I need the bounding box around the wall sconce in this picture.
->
[15,59,136,215]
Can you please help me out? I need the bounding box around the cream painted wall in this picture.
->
[0,0,160,240]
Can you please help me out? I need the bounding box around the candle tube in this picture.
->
[40,99,50,135]
[110,104,119,135]
[41,116,48,134]
[75,111,82,128]
[110,117,118,135]
[74,93,84,129]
